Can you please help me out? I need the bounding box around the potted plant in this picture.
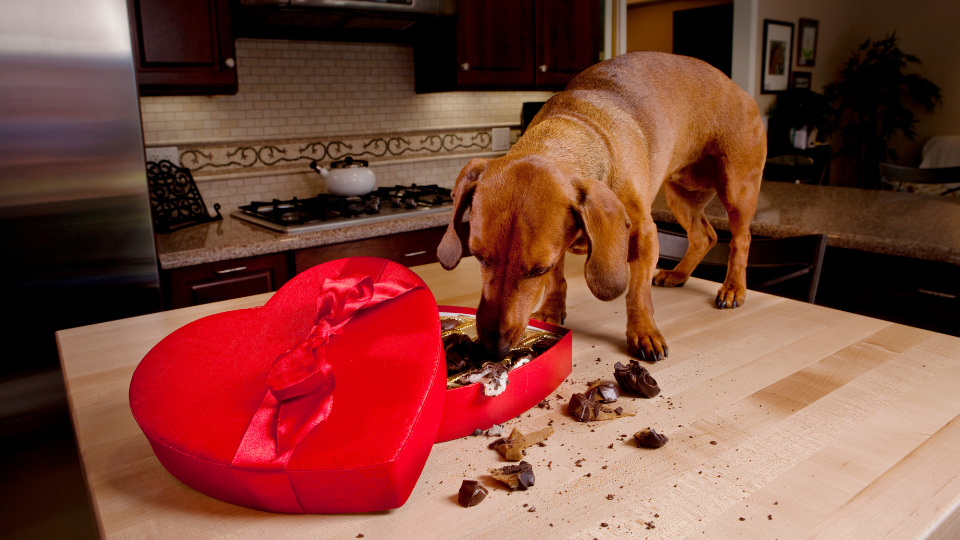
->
[824,34,941,189]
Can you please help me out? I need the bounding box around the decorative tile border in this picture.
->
[178,128,499,178]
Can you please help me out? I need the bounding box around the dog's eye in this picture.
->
[474,255,487,267]
[526,266,550,278]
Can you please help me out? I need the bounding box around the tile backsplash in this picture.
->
[140,39,554,209]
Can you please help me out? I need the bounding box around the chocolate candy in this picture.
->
[584,381,619,403]
[458,479,488,507]
[530,335,560,355]
[568,393,602,422]
[634,427,669,448]
[440,317,462,331]
[489,461,535,491]
[614,360,661,398]
[457,362,509,396]
[567,393,634,422]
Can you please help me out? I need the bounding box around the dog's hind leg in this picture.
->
[714,159,762,308]
[652,176,719,288]
[531,252,567,325]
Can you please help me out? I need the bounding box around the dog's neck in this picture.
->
[508,116,611,185]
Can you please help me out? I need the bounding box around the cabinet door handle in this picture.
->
[404,251,427,257]
[224,57,236,69]
[539,64,548,73]
[215,266,247,274]
[918,288,958,299]
[460,62,470,71]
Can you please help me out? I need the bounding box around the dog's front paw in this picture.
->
[652,269,688,288]
[715,282,746,309]
[531,309,566,326]
[627,330,669,362]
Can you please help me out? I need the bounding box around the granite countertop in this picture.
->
[155,182,960,270]
[651,182,960,266]
[154,210,454,269]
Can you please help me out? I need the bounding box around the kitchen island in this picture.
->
[58,254,960,539]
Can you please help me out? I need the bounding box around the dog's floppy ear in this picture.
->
[571,177,631,301]
[437,158,487,270]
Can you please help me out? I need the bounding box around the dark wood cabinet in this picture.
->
[293,226,470,274]
[414,0,601,93]
[161,225,470,309]
[161,252,289,309]
[127,0,238,96]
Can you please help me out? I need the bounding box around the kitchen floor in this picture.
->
[0,370,99,540]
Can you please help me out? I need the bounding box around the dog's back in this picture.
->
[524,52,765,196]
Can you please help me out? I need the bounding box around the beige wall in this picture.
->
[629,0,958,180]
[756,0,959,166]
[626,0,733,54]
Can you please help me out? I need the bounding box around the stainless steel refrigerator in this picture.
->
[0,0,161,378]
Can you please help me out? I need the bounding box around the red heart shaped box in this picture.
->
[129,257,571,514]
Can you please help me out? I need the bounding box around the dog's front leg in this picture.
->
[531,252,567,325]
[626,220,668,361]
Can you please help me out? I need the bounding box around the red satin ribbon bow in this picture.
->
[233,259,423,468]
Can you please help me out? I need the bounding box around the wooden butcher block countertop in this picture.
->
[57,255,960,540]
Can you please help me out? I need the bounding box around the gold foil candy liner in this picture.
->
[440,312,560,390]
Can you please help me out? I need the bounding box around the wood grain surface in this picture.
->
[56,254,960,539]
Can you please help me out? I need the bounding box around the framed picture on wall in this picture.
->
[792,71,812,89]
[798,18,819,67]
[761,19,794,94]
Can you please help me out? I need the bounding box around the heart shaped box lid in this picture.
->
[130,257,446,514]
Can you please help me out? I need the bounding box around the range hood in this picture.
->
[235,0,457,43]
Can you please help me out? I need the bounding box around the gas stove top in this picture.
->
[231,184,454,234]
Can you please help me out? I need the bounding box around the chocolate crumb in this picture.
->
[710,440,717,445]
[472,428,483,436]
[739,517,745,521]
[606,494,615,500]
[528,506,536,512]
[768,515,773,520]
[357,535,364,539]
[646,521,656,529]
[600,523,609,527]
[608,443,614,449]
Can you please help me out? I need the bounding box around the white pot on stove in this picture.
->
[310,157,376,196]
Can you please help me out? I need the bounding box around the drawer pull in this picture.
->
[214,266,248,275]
[918,288,957,299]
[404,251,427,257]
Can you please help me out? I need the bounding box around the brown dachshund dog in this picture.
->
[436,52,766,361]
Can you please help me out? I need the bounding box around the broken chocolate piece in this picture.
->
[440,317,462,331]
[584,381,619,403]
[568,393,602,422]
[458,479,488,507]
[634,427,669,449]
[614,360,661,398]
[494,427,554,461]
[567,393,636,422]
[457,362,509,396]
[505,347,536,368]
[488,461,535,491]
[530,335,560,355]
